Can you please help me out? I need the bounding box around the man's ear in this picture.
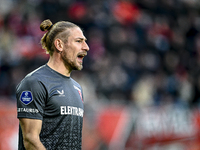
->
[54,39,64,53]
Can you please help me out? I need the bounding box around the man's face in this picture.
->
[61,27,89,71]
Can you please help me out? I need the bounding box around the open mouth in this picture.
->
[77,53,87,63]
[78,54,85,59]
[78,53,87,58]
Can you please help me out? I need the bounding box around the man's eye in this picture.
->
[77,40,82,43]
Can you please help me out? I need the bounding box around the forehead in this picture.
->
[68,27,86,39]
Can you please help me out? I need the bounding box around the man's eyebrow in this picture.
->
[75,37,87,41]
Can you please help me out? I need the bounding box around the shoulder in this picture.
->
[22,65,55,84]
[71,78,81,89]
[16,65,49,91]
[26,65,50,79]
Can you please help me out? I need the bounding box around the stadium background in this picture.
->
[1,0,200,149]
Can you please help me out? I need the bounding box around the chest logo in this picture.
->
[20,91,33,105]
[57,90,65,96]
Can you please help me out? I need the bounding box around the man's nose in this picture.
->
[83,41,89,51]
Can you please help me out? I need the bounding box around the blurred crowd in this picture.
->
[1,0,200,109]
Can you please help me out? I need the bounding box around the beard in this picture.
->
[61,50,83,71]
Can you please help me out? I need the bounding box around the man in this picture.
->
[16,19,89,150]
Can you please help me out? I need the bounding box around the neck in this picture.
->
[47,55,71,77]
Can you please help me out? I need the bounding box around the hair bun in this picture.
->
[40,19,53,31]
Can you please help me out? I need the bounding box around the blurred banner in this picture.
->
[82,102,200,150]
[1,100,200,150]
[0,100,18,150]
